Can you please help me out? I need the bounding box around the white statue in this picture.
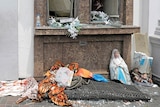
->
[109,49,132,85]
[133,51,153,74]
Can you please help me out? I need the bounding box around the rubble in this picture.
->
[0,61,159,107]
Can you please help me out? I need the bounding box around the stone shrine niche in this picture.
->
[34,0,133,26]
[34,0,139,80]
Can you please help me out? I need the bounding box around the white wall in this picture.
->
[133,0,140,27]
[0,0,34,80]
[133,0,149,34]
[134,0,160,36]
[18,0,34,78]
[148,0,160,36]
[0,0,18,80]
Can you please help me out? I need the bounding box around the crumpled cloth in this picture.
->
[21,77,38,99]
[0,79,27,97]
[0,77,38,98]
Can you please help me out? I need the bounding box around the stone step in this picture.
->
[154,27,160,35]
[154,20,160,36]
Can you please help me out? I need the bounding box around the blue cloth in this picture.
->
[92,74,109,82]
[117,67,127,84]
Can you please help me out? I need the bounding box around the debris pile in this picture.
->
[0,60,156,106]
[16,61,98,106]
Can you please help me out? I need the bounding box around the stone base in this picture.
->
[150,36,160,81]
[34,26,139,78]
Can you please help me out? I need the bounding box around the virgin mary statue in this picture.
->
[109,49,132,85]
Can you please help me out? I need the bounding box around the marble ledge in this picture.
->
[150,35,160,45]
[35,25,140,36]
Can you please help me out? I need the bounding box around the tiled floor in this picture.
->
[0,96,59,107]
[0,85,160,107]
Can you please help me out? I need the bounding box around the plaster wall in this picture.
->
[18,0,34,78]
[133,0,149,34]
[148,0,160,36]
[0,0,18,80]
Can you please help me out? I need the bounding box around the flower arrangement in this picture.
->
[91,11,109,21]
[91,11,122,27]
[47,17,81,39]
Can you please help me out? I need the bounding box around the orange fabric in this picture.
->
[44,70,52,77]
[68,62,79,71]
[74,68,93,78]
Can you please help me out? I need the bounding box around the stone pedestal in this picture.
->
[150,19,160,85]
[34,0,138,80]
[34,26,140,80]
[150,36,160,84]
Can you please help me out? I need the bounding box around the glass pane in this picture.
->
[49,0,74,17]
[91,0,120,22]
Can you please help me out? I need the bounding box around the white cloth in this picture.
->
[109,49,132,85]
[55,67,74,87]
[0,80,25,97]
[0,77,38,98]
[21,77,38,99]
[133,51,153,74]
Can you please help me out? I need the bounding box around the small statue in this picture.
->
[109,49,132,85]
[133,51,153,74]
[130,68,158,87]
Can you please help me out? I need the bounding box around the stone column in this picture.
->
[77,0,90,23]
